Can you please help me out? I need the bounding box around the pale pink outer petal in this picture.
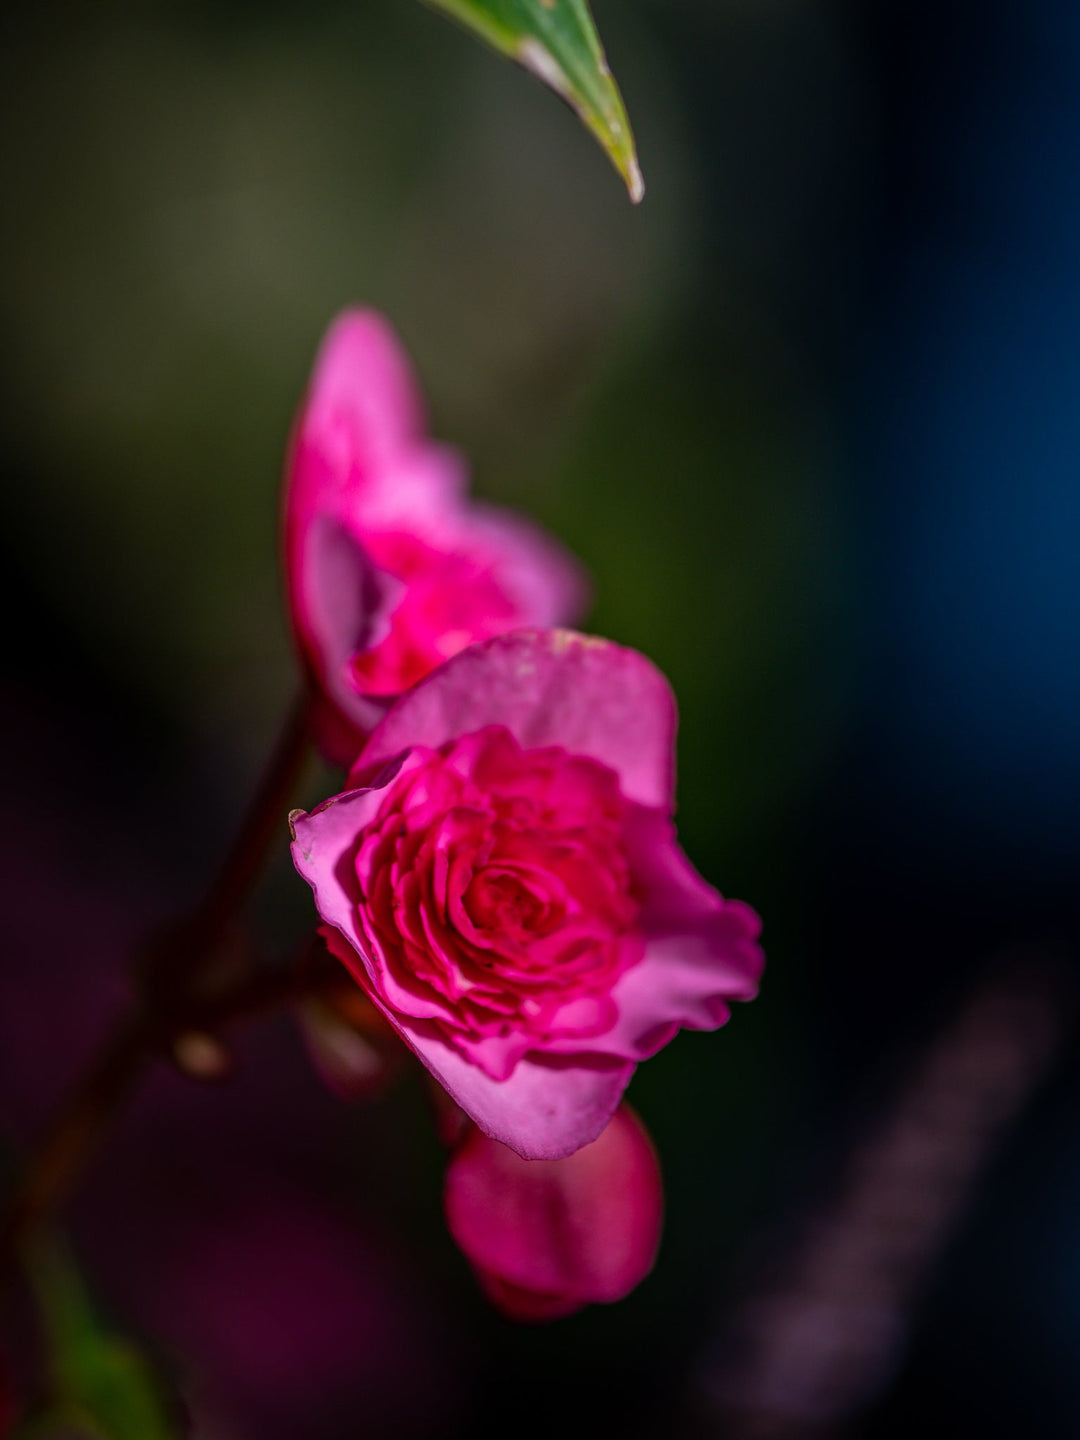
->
[582,906,764,1060]
[287,310,466,536]
[539,807,765,1061]
[300,309,426,472]
[295,517,401,760]
[318,929,632,1160]
[397,1033,633,1160]
[355,629,676,809]
[464,504,589,629]
[443,1104,663,1320]
[332,444,468,540]
[290,782,633,1160]
[290,783,398,932]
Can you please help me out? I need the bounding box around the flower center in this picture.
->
[463,868,564,944]
[352,727,644,1059]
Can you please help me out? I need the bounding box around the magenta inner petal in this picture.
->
[344,726,645,1069]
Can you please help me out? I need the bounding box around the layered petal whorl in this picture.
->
[290,631,764,1159]
[350,727,643,1080]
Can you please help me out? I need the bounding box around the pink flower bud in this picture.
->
[444,1104,663,1320]
[283,311,587,764]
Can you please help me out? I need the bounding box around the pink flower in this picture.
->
[444,1104,663,1321]
[283,310,587,764]
[290,629,763,1160]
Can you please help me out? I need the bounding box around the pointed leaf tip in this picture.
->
[421,0,644,202]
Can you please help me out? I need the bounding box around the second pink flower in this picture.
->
[282,310,587,764]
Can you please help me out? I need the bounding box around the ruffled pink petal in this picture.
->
[530,808,763,1063]
[443,1104,663,1319]
[355,629,676,810]
[532,909,762,1064]
[586,905,764,1059]
[612,808,763,1051]
[289,774,405,953]
[444,1026,536,1083]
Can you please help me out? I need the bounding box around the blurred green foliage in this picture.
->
[17,1240,176,1440]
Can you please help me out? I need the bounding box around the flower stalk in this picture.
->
[0,692,317,1286]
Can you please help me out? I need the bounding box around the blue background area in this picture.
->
[859,0,1080,882]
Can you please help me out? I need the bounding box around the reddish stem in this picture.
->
[0,1017,146,1287]
[193,692,313,940]
[0,691,315,1281]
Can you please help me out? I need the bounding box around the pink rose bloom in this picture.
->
[283,310,587,764]
[444,1104,663,1321]
[290,629,764,1160]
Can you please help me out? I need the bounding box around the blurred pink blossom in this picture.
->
[291,629,763,1160]
[444,1104,663,1320]
[283,310,586,764]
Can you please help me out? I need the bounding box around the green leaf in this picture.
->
[421,0,644,202]
[24,1240,178,1440]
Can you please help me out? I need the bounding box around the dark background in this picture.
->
[2,1,1079,1435]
